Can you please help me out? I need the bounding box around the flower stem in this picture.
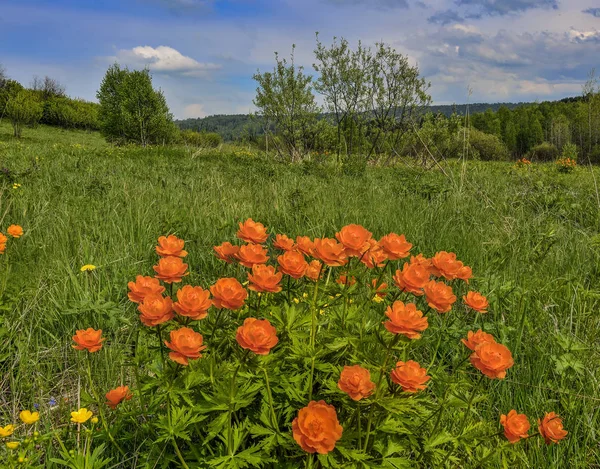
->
[262,366,278,432]
[228,350,249,455]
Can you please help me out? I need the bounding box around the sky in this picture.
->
[1,0,599,119]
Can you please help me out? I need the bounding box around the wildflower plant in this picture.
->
[1,221,568,467]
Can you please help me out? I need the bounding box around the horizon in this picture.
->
[1,0,599,119]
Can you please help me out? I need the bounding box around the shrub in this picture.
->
[5,90,43,138]
[1,222,570,467]
[467,128,510,161]
[180,130,223,148]
[560,142,578,162]
[527,142,559,162]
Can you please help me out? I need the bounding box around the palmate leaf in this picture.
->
[154,406,207,443]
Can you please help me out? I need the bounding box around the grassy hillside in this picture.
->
[0,123,599,467]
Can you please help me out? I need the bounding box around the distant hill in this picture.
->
[176,97,580,141]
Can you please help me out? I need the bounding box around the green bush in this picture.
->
[526,142,559,162]
[561,142,578,162]
[180,129,223,148]
[5,90,43,138]
[468,128,510,161]
[42,97,100,131]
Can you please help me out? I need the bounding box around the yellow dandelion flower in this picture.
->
[71,408,93,424]
[6,441,19,449]
[19,410,39,425]
[0,424,15,437]
[80,264,96,272]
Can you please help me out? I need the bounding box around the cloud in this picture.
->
[455,0,558,16]
[325,0,408,9]
[182,103,207,118]
[143,0,215,12]
[583,8,600,18]
[428,9,465,25]
[112,46,221,77]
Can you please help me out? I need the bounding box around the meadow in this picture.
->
[0,121,599,468]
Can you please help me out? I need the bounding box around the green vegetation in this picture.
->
[0,123,598,467]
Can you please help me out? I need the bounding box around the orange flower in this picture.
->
[393,262,430,296]
[390,360,430,393]
[210,278,248,310]
[173,285,212,320]
[338,365,375,400]
[164,327,206,366]
[305,260,323,281]
[372,279,387,298]
[384,301,428,339]
[277,251,308,279]
[500,410,530,444]
[336,274,356,286]
[313,238,348,266]
[430,251,464,280]
[127,275,166,303]
[456,265,473,282]
[236,318,278,355]
[335,224,372,257]
[0,233,6,245]
[0,243,5,255]
[248,264,283,293]
[138,294,174,327]
[105,386,132,410]
[273,234,295,251]
[410,254,434,272]
[423,280,456,313]
[6,225,23,238]
[470,342,514,379]
[153,256,189,283]
[156,235,187,258]
[213,242,240,264]
[236,243,269,268]
[463,291,489,313]
[379,233,412,260]
[360,239,388,269]
[295,236,315,256]
[461,329,496,351]
[237,218,268,244]
[72,328,105,352]
[292,401,343,454]
[538,412,568,445]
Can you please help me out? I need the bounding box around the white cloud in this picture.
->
[182,103,207,118]
[112,45,221,77]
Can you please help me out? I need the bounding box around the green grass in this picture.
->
[1,122,599,467]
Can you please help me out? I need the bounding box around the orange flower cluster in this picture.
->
[499,410,567,445]
[462,330,514,379]
[383,301,428,339]
[0,224,24,254]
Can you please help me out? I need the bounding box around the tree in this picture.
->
[0,63,7,89]
[0,79,25,123]
[31,75,66,100]
[253,46,321,161]
[96,64,177,145]
[5,90,43,137]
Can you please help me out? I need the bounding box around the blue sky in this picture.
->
[1,0,599,118]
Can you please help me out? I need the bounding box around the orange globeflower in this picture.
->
[127,275,166,303]
[410,254,434,272]
[538,412,568,445]
[393,262,430,296]
[277,251,308,279]
[463,291,489,313]
[305,260,323,281]
[295,236,315,256]
[372,279,388,298]
[335,224,372,257]
[424,280,457,313]
[72,328,105,352]
[0,233,6,244]
[500,410,530,444]
[7,225,23,238]
[156,235,187,258]
[313,238,348,266]
[105,386,132,410]
[384,301,428,339]
[210,278,248,310]
[338,365,375,401]
[237,218,268,244]
[273,234,295,251]
[379,233,412,260]
[236,318,278,355]
[138,294,174,327]
[153,256,188,283]
[390,360,430,393]
[248,264,283,293]
[164,327,206,366]
[461,329,496,351]
[360,239,388,269]
[0,243,5,255]
[236,243,269,268]
[336,274,356,286]
[213,242,240,264]
[456,265,473,283]
[430,251,465,280]
[173,285,212,320]
[470,342,514,379]
[292,401,343,454]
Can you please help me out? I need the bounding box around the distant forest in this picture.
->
[175,99,578,142]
